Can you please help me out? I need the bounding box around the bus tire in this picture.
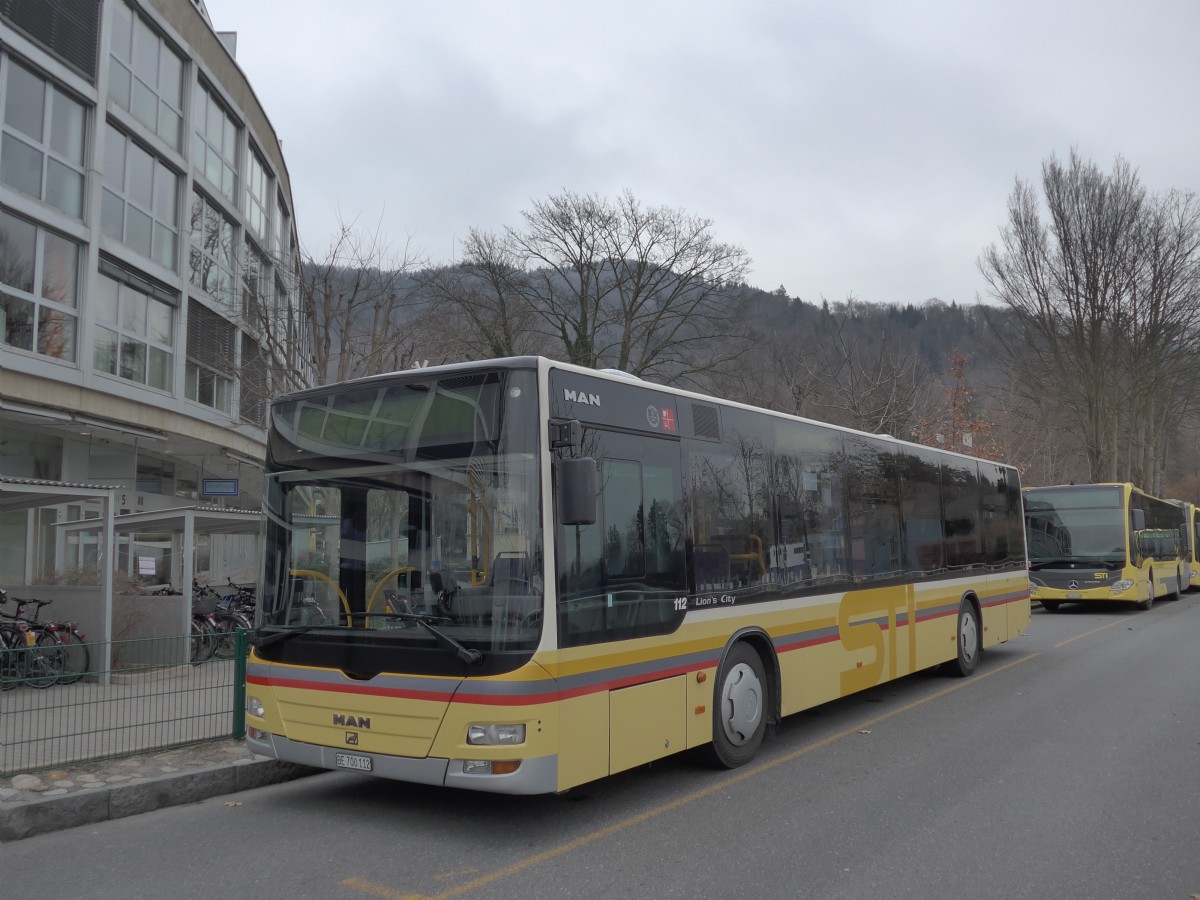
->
[1167,567,1183,600]
[944,598,980,678]
[1138,572,1154,611]
[1040,600,1061,613]
[702,642,767,769]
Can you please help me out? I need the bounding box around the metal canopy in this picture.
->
[55,505,263,641]
[100,505,263,536]
[0,476,118,661]
[0,475,118,512]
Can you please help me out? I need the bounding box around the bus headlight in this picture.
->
[467,723,526,745]
[246,695,265,718]
[1110,580,1135,593]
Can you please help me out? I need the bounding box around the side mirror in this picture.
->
[556,457,597,526]
[1131,509,1146,531]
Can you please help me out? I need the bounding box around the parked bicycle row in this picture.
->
[190,579,256,664]
[0,579,258,687]
[0,588,89,690]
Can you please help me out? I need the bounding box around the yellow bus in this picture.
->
[1024,483,1189,612]
[1167,499,1200,590]
[244,357,1030,794]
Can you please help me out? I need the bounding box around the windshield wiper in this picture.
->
[252,612,483,667]
[385,612,483,666]
[249,625,328,648]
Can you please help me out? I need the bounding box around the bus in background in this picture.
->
[1024,483,1188,612]
[1166,499,1200,591]
[244,357,1029,795]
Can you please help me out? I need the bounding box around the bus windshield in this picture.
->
[256,367,543,665]
[1024,486,1127,566]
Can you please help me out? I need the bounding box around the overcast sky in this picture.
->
[201,0,1200,306]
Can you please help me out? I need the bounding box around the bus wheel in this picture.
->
[1040,600,1061,613]
[703,642,767,769]
[1167,567,1183,600]
[944,599,980,678]
[1138,572,1154,611]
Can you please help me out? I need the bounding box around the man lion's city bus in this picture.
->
[244,357,1030,794]
[1024,483,1189,612]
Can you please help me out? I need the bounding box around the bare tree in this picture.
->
[415,229,540,360]
[979,149,1200,491]
[428,190,753,385]
[299,217,427,383]
[755,301,928,436]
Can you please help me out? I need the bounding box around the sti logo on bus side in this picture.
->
[333,713,371,729]
[564,388,601,406]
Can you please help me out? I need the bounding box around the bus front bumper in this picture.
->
[245,729,559,795]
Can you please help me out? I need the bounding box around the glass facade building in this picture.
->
[0,0,312,587]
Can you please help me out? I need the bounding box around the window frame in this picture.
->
[191,80,239,204]
[0,55,88,218]
[0,205,81,362]
[92,264,176,391]
[188,187,237,310]
[100,122,180,270]
[107,1,185,150]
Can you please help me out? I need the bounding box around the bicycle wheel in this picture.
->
[212,615,237,659]
[190,618,210,665]
[0,628,21,691]
[24,631,67,688]
[55,629,91,684]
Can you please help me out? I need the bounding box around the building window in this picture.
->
[240,333,266,425]
[242,240,270,326]
[0,57,87,218]
[188,189,236,309]
[100,123,179,269]
[245,146,269,242]
[186,299,234,413]
[192,81,237,204]
[107,2,183,150]
[93,266,175,390]
[273,192,288,258]
[0,206,79,361]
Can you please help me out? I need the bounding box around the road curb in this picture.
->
[0,758,318,841]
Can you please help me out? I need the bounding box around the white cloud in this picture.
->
[205,0,1200,304]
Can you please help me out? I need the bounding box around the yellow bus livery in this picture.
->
[245,357,1030,794]
[1024,482,1189,612]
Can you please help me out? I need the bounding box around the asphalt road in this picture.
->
[6,597,1200,900]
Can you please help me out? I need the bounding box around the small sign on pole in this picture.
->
[202,478,239,497]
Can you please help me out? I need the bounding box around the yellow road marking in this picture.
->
[340,877,424,899]
[1054,619,1125,648]
[343,652,1038,900]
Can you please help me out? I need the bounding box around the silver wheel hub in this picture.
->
[720,662,763,746]
[960,610,978,663]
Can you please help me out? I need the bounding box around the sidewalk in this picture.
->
[0,738,317,841]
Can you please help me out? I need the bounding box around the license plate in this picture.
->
[335,752,372,772]
[1066,592,1082,600]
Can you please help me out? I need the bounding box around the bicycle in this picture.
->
[0,616,30,690]
[207,582,253,659]
[0,595,65,688]
[190,582,223,664]
[0,589,90,684]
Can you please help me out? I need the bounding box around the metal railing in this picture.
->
[0,631,247,775]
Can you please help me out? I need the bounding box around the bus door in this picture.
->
[554,427,688,779]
